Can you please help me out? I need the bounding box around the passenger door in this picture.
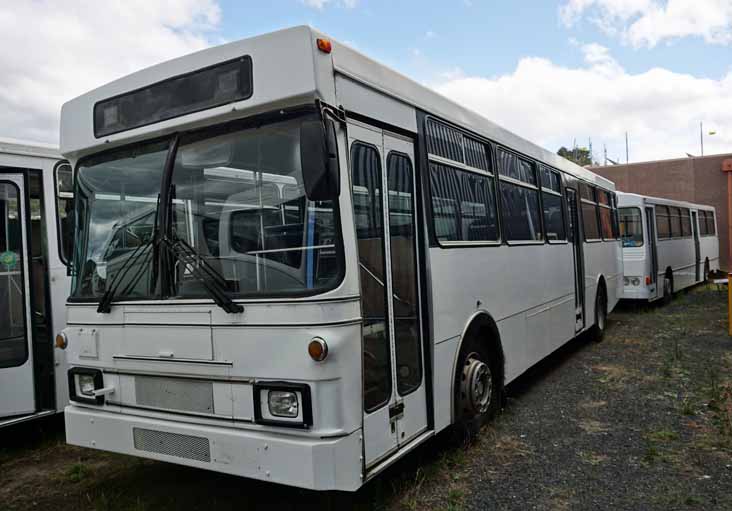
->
[692,211,701,281]
[645,207,659,298]
[0,174,36,418]
[566,188,585,332]
[348,122,428,469]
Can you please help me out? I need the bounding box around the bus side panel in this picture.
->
[657,238,697,292]
[582,241,622,317]
[427,241,576,389]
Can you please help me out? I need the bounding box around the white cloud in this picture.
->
[432,43,732,162]
[560,0,732,48]
[0,0,221,144]
[301,0,358,9]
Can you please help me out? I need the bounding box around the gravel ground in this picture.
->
[1,285,731,510]
[384,284,732,510]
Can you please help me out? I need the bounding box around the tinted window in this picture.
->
[620,207,643,247]
[669,207,682,237]
[540,167,565,241]
[426,119,464,163]
[429,163,499,242]
[707,211,716,235]
[351,143,391,412]
[0,182,28,368]
[497,150,542,241]
[387,153,422,396]
[681,208,691,237]
[656,205,670,239]
[55,162,74,265]
[581,185,600,240]
[497,150,537,185]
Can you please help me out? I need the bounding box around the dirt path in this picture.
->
[2,286,731,510]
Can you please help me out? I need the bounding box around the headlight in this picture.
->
[624,277,630,286]
[268,390,299,418]
[68,367,104,405]
[78,374,96,396]
[253,382,312,428]
[631,277,641,286]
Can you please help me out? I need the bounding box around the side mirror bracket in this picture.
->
[300,118,340,201]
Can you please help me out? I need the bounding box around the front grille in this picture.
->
[132,427,211,462]
[135,376,214,414]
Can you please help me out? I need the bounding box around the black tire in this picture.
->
[590,287,607,342]
[662,275,673,304]
[704,260,710,282]
[453,336,502,441]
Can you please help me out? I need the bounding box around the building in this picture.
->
[591,153,732,270]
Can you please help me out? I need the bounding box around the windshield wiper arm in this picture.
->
[160,234,243,314]
[97,240,154,313]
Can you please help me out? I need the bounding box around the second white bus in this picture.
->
[618,192,719,302]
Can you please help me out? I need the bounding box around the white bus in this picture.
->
[59,26,621,491]
[0,139,74,427]
[618,192,719,302]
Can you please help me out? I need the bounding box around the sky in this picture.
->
[2,0,732,163]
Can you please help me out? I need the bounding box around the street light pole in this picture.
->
[701,121,704,156]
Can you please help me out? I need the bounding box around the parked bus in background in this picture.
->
[0,139,74,427]
[618,192,719,303]
[58,26,622,491]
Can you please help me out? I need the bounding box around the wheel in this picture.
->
[453,336,501,440]
[704,260,710,282]
[662,275,673,304]
[590,288,607,342]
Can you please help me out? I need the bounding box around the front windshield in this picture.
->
[619,207,643,247]
[72,115,342,301]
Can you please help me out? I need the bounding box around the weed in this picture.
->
[66,462,90,483]
[680,395,696,416]
[646,429,680,443]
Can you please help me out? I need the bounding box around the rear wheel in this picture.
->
[704,259,710,282]
[453,336,501,440]
[662,275,673,304]
[590,288,607,342]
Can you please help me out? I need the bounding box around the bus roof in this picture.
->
[0,137,60,159]
[60,25,613,190]
[617,191,715,213]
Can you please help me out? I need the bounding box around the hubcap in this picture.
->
[460,353,492,416]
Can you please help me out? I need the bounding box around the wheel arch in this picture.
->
[450,310,505,423]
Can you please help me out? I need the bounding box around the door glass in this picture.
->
[352,143,391,412]
[387,153,422,395]
[0,182,27,368]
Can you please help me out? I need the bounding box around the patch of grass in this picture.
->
[646,429,680,443]
[578,419,609,434]
[66,462,91,483]
[577,450,608,465]
[680,395,696,416]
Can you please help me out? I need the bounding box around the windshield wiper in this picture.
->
[97,240,154,313]
[160,234,243,314]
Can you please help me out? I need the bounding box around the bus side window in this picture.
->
[539,166,565,241]
[579,183,600,241]
[656,205,670,239]
[497,149,542,242]
[55,162,74,266]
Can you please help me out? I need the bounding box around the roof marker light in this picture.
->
[316,38,332,54]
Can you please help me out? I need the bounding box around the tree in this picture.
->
[558,146,592,166]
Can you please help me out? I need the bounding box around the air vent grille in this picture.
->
[133,427,211,462]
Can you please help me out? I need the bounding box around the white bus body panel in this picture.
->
[0,141,71,423]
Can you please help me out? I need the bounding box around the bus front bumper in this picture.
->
[65,405,363,491]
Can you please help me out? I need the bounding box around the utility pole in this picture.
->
[589,138,593,165]
[603,144,607,166]
[700,121,704,156]
[625,132,629,163]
